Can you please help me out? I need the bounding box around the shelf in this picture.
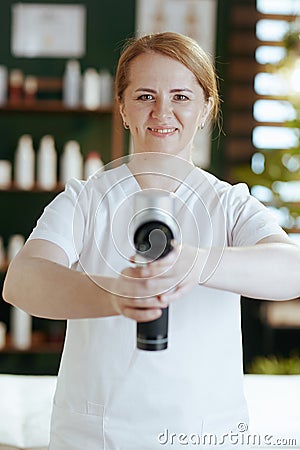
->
[0,262,8,273]
[285,228,300,234]
[1,332,64,354]
[0,183,64,194]
[0,99,125,160]
[0,100,113,114]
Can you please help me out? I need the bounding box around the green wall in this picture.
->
[0,0,135,161]
[0,0,135,243]
[1,0,136,75]
[0,0,135,373]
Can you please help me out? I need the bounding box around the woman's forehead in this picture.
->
[127,52,200,88]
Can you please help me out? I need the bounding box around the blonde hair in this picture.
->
[115,32,220,122]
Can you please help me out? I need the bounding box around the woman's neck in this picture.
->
[126,152,195,192]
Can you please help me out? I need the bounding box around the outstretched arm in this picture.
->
[200,235,300,300]
[4,234,300,322]
[2,239,164,321]
[141,234,300,307]
[2,239,118,319]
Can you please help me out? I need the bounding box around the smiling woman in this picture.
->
[3,31,300,450]
[118,51,212,159]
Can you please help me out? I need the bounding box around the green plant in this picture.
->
[247,352,300,375]
[232,18,300,228]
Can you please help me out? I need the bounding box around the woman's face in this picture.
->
[119,51,212,160]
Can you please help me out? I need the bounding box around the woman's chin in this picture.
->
[133,146,182,155]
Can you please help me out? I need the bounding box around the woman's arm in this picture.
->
[2,239,118,319]
[142,234,300,306]
[2,239,166,321]
[4,234,300,322]
[201,235,300,300]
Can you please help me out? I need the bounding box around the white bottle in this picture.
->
[11,307,32,350]
[99,69,113,107]
[14,134,35,190]
[63,60,81,109]
[24,75,38,102]
[82,68,101,110]
[60,140,83,185]
[0,322,6,350]
[37,134,57,190]
[9,69,23,102]
[7,234,25,262]
[7,233,31,350]
[0,65,8,106]
[0,160,12,189]
[84,152,104,179]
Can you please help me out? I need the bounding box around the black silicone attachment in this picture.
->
[134,220,174,260]
[134,220,174,351]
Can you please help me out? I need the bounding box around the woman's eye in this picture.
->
[174,94,189,101]
[137,94,154,101]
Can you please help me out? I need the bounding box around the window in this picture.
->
[254,0,300,229]
[221,0,300,232]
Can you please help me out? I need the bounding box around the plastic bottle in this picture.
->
[0,322,6,350]
[7,234,25,262]
[63,60,81,109]
[0,65,8,106]
[37,134,57,190]
[99,69,113,107]
[7,234,31,350]
[60,140,83,185]
[14,134,35,190]
[82,68,101,110]
[84,152,104,179]
[0,160,12,189]
[11,307,32,350]
[9,69,23,103]
[24,75,38,103]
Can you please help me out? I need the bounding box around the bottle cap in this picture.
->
[64,140,80,154]
[40,134,55,149]
[9,69,24,87]
[86,151,101,159]
[18,134,33,149]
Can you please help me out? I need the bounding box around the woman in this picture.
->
[3,32,300,449]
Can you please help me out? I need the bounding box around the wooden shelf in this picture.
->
[0,99,125,160]
[1,332,64,354]
[0,183,64,194]
[0,261,8,273]
[285,228,300,234]
[0,100,113,114]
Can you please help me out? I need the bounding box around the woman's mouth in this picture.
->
[147,127,178,135]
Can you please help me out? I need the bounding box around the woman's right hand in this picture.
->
[109,243,197,321]
[110,264,170,322]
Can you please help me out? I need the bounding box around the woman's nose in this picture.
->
[151,98,173,120]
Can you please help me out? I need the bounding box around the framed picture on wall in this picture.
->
[11,3,86,58]
[135,0,217,168]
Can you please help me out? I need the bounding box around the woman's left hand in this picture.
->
[135,242,205,303]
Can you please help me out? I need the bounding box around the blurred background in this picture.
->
[0,0,300,376]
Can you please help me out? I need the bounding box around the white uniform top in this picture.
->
[29,164,285,450]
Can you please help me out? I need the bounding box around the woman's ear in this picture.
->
[118,97,126,123]
[199,96,214,128]
[118,98,130,130]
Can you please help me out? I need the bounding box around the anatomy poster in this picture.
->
[135,0,217,168]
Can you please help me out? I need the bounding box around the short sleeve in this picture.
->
[226,183,287,247]
[28,178,86,267]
